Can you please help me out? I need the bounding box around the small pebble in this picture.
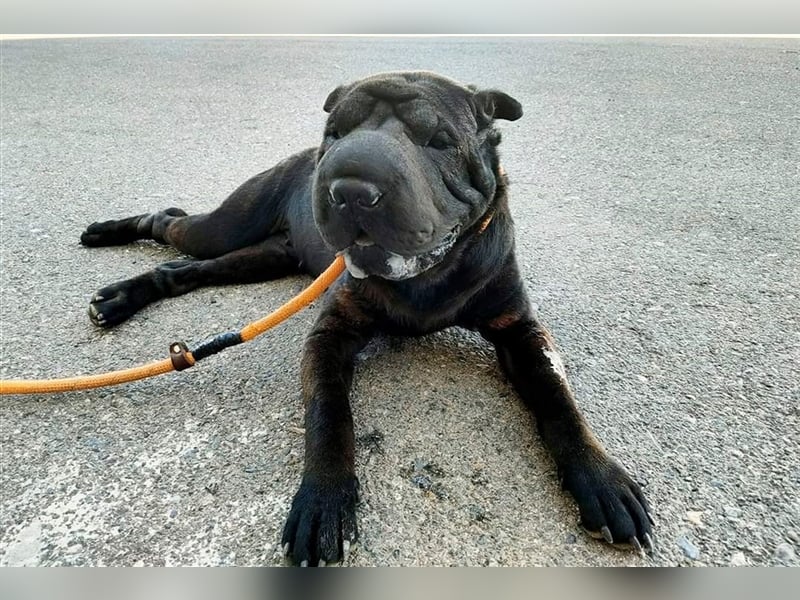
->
[677,535,700,560]
[468,505,487,522]
[729,552,748,566]
[566,533,577,544]
[774,542,796,563]
[723,505,742,519]
[686,510,704,527]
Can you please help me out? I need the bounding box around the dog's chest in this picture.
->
[367,278,478,336]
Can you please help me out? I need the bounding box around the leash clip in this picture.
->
[169,341,195,371]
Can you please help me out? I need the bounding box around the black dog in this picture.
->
[81,71,653,565]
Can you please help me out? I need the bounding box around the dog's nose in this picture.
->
[328,178,383,209]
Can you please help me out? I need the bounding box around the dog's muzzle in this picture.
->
[340,224,460,280]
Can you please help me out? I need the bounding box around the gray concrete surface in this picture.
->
[1,37,798,567]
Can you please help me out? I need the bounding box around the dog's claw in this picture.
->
[342,539,351,560]
[643,532,655,555]
[630,536,646,558]
[601,526,614,544]
[282,543,290,557]
[647,512,657,526]
[318,559,326,567]
[300,560,308,567]
[88,301,108,326]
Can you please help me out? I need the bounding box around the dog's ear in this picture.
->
[323,85,347,113]
[473,89,523,123]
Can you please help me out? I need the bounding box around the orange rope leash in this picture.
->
[240,254,345,342]
[0,359,178,395]
[0,256,345,396]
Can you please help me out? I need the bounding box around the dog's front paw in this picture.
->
[562,455,655,556]
[88,278,152,328]
[281,475,359,566]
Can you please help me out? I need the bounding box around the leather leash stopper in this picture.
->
[169,341,195,371]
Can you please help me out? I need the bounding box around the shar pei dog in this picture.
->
[81,71,654,565]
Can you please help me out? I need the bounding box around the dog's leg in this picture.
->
[88,235,298,327]
[81,208,271,260]
[480,313,654,555]
[81,149,317,259]
[281,286,374,566]
[80,207,188,248]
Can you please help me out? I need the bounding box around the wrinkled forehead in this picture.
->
[331,74,475,135]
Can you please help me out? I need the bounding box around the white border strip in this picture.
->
[2,34,800,40]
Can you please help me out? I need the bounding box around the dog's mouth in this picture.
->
[340,225,461,281]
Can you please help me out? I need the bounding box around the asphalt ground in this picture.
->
[1,37,798,566]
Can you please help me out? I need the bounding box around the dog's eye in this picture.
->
[428,131,454,150]
[325,124,341,140]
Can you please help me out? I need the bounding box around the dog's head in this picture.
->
[312,71,522,280]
